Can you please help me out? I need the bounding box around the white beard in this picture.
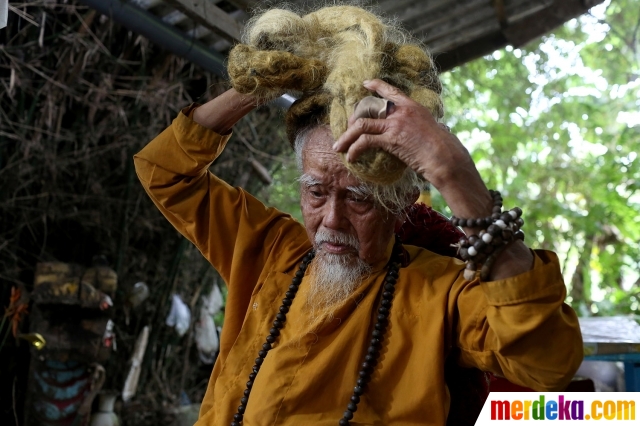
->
[305,229,372,323]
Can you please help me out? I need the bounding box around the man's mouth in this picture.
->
[319,241,356,254]
[314,229,360,255]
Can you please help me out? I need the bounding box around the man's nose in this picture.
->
[322,197,348,230]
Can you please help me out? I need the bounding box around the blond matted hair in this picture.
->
[228,3,443,189]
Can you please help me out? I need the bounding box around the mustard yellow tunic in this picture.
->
[134,108,583,426]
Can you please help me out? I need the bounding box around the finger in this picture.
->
[333,118,387,153]
[344,134,389,163]
[348,112,357,127]
[363,79,412,105]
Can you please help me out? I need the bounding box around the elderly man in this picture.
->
[135,77,583,425]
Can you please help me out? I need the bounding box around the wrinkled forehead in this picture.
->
[300,126,347,175]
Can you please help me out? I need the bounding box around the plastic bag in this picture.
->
[195,283,224,363]
[166,294,191,337]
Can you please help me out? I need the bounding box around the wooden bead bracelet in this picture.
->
[450,190,525,280]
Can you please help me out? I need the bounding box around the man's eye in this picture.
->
[348,195,368,203]
[310,190,323,197]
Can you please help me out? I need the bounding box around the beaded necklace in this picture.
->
[231,238,404,426]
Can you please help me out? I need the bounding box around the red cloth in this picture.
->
[396,203,464,258]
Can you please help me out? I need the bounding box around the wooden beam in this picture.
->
[407,0,489,34]
[433,0,605,71]
[422,4,498,45]
[431,19,502,56]
[162,10,188,26]
[503,0,606,47]
[410,0,544,35]
[422,0,549,46]
[379,0,450,23]
[186,24,212,40]
[164,0,243,42]
[222,0,259,12]
[434,32,507,71]
[493,0,507,28]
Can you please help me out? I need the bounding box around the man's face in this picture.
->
[299,126,398,266]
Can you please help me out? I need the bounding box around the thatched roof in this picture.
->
[101,0,605,72]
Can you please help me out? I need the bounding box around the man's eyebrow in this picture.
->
[347,185,372,198]
[298,174,323,187]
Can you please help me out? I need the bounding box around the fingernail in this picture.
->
[363,80,371,85]
[332,142,339,150]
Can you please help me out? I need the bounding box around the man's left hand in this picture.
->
[332,79,473,191]
[333,79,535,280]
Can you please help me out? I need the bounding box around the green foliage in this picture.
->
[213,282,228,328]
[437,0,640,316]
[258,159,304,223]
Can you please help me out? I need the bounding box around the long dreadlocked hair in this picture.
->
[227,4,444,190]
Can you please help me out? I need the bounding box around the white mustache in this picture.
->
[314,229,360,251]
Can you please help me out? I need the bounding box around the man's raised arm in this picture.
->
[134,90,305,283]
[191,89,258,135]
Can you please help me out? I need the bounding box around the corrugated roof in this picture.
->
[124,0,604,71]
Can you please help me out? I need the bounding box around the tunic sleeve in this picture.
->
[452,250,583,391]
[133,106,309,287]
